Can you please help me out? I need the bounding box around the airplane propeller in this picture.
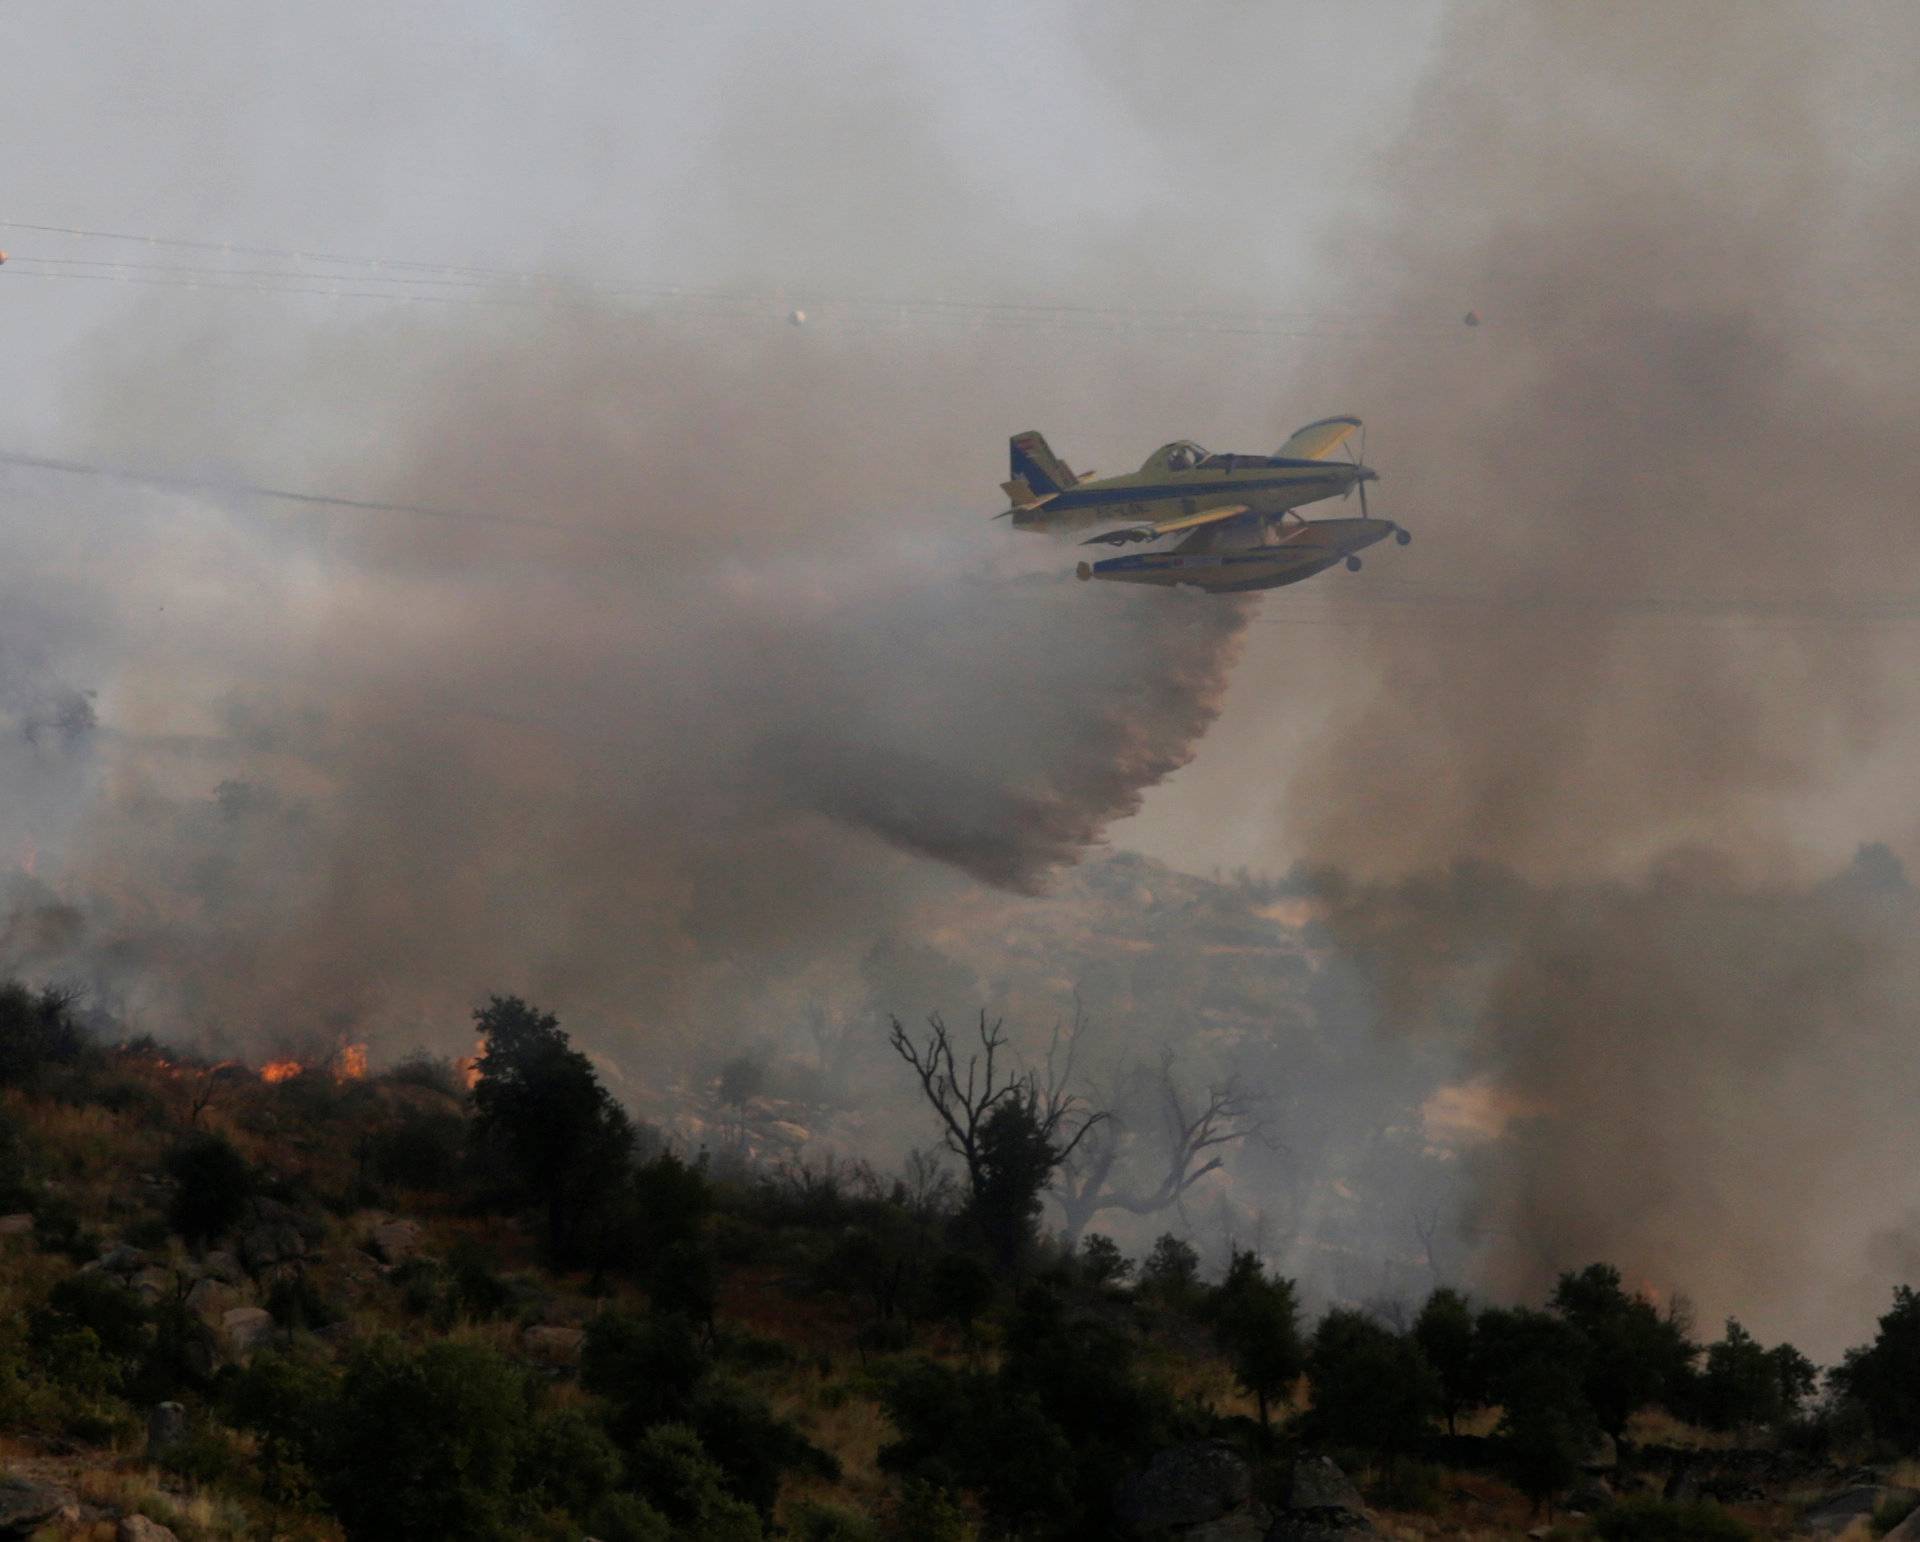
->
[1345,425,1372,519]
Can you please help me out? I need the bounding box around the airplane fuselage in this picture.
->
[1009,456,1361,534]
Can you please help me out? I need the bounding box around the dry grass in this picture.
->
[1626,1405,1737,1450]
[1145,1343,1311,1426]
[68,1465,268,1541]
[25,1099,151,1180]
[773,1380,897,1531]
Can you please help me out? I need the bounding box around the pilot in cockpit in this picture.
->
[1166,444,1200,471]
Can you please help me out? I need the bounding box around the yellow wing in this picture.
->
[1082,504,1248,546]
[1274,415,1361,460]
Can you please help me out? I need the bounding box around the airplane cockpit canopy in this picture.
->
[1145,440,1209,474]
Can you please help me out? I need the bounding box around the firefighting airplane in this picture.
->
[996,416,1410,594]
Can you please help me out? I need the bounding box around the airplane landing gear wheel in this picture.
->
[1394,527,1411,546]
[1346,555,1363,572]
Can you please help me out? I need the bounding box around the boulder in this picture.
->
[0,1475,75,1536]
[130,1265,176,1304]
[369,1218,422,1265]
[185,1277,239,1322]
[1883,1502,1920,1542]
[0,1214,31,1238]
[1115,1440,1254,1535]
[240,1221,307,1274]
[1803,1486,1917,1535]
[97,1242,147,1274]
[522,1324,585,1366]
[146,1401,189,1461]
[220,1305,275,1357]
[118,1517,180,1542]
[1288,1456,1368,1516]
[198,1249,244,1284]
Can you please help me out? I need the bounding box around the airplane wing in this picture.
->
[1274,415,1361,460]
[1082,504,1249,546]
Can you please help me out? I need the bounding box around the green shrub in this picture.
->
[160,1418,249,1485]
[32,1194,92,1259]
[885,1479,975,1542]
[266,1270,340,1331]
[30,1272,149,1390]
[366,1104,467,1192]
[626,1423,763,1541]
[583,1309,706,1439]
[788,1496,879,1541]
[924,1250,996,1329]
[588,1493,675,1542]
[447,1236,514,1320]
[688,1378,839,1518]
[0,1106,31,1209]
[1366,1460,1445,1514]
[517,1404,623,1517]
[165,1132,255,1245]
[1593,1497,1754,1542]
[319,1337,531,1541]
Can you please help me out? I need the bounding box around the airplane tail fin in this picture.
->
[1008,431,1077,499]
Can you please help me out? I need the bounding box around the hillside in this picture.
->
[2,982,1917,1540]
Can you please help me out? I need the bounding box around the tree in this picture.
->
[1502,1356,1595,1519]
[1053,1050,1259,1249]
[1305,1308,1440,1463]
[1137,1233,1201,1307]
[1414,1287,1481,1438]
[1550,1263,1696,1441]
[0,982,87,1088]
[887,1012,1102,1266]
[1696,1319,1815,1433]
[469,995,634,1263]
[1832,1286,1920,1448]
[1209,1248,1303,1434]
[1079,1234,1133,1288]
[970,1099,1061,1266]
[1473,1306,1598,1516]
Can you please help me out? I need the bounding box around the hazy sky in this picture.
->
[0,3,1451,878]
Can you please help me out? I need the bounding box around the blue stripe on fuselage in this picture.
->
[1043,467,1346,512]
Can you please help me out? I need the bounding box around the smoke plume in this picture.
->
[2,310,1249,1057]
[1268,3,1920,1354]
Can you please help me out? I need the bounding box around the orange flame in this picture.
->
[336,1042,369,1081]
[260,1059,304,1084]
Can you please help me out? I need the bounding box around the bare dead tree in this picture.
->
[1054,1047,1263,1249]
[886,1011,1104,1202]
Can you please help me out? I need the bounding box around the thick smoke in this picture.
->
[4,308,1248,1061]
[1264,3,1920,1354]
